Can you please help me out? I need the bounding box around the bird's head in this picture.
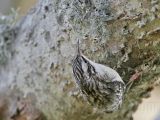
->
[72,40,96,76]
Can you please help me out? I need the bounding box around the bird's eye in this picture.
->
[84,60,87,63]
[82,57,88,63]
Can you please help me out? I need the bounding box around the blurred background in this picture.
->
[0,0,160,120]
[0,0,36,16]
[133,86,160,120]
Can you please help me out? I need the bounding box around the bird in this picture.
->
[71,40,126,112]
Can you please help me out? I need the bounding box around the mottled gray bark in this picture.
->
[0,0,160,120]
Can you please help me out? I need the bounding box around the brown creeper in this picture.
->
[72,40,126,112]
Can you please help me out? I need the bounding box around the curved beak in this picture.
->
[76,39,81,56]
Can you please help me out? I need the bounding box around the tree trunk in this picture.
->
[0,0,160,120]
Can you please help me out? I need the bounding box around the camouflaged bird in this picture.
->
[72,40,125,112]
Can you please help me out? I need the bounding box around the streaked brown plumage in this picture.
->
[72,40,125,112]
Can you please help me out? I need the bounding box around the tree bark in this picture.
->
[0,0,160,120]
